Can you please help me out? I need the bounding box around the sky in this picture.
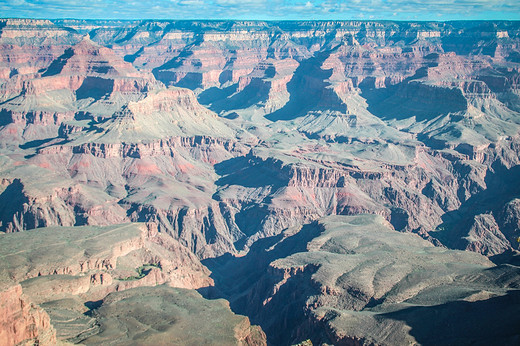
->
[1,0,519,21]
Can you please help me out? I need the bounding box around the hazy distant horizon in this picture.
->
[1,0,519,22]
[3,17,520,23]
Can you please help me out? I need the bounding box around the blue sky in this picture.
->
[1,0,519,21]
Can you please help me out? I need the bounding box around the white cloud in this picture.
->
[215,0,265,5]
[0,0,519,20]
[178,0,205,6]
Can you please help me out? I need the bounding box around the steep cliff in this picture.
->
[0,284,56,346]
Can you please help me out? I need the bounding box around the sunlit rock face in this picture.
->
[0,19,520,345]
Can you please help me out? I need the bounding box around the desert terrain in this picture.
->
[0,19,519,345]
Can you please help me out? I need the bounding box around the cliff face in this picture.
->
[1,19,520,345]
[0,285,56,346]
[0,223,213,291]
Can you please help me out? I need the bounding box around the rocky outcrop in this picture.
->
[204,215,520,345]
[0,222,219,343]
[0,222,212,290]
[0,284,56,346]
[0,178,127,233]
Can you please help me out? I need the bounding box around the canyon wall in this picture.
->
[1,18,520,344]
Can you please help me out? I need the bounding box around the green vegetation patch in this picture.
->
[119,263,161,281]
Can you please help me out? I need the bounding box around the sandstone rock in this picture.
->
[0,222,221,342]
[0,284,56,346]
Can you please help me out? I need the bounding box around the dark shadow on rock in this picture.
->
[207,79,271,113]
[114,27,139,44]
[197,84,238,108]
[199,221,324,345]
[490,250,520,266]
[9,68,18,78]
[154,46,195,72]
[381,290,520,346]
[0,109,13,126]
[224,112,239,119]
[76,77,114,101]
[389,207,410,231]
[508,52,520,64]
[174,72,203,90]
[199,64,276,113]
[360,80,467,122]
[19,137,55,149]
[41,48,74,77]
[84,299,103,316]
[0,179,30,232]
[219,69,234,84]
[265,48,347,122]
[152,34,203,87]
[225,79,271,111]
[22,137,70,160]
[214,155,290,189]
[433,164,520,250]
[124,46,144,63]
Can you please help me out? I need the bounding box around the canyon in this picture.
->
[0,18,519,345]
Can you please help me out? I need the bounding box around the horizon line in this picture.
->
[2,17,520,23]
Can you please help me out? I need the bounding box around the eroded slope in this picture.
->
[0,222,265,344]
[204,214,520,345]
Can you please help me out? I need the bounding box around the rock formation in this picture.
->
[0,284,56,346]
[204,215,520,345]
[1,18,520,344]
[0,222,265,344]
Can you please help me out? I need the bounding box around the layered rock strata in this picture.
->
[1,19,520,345]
